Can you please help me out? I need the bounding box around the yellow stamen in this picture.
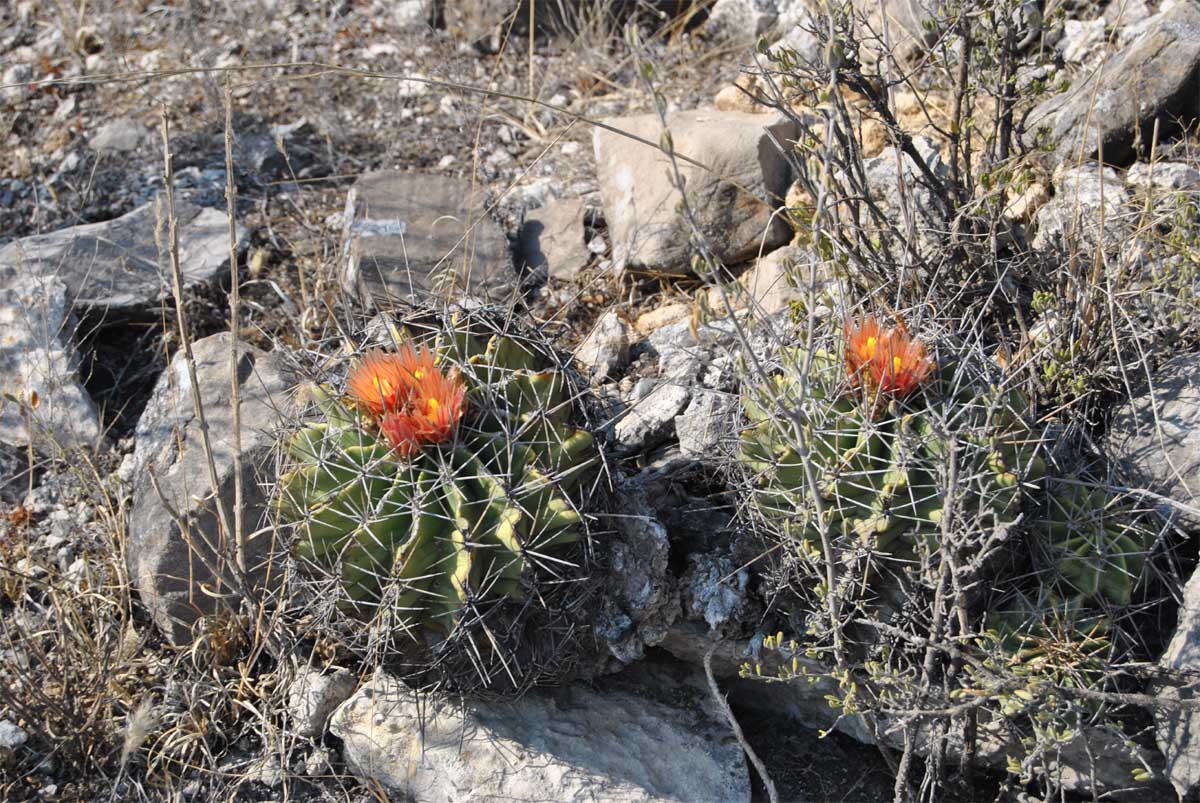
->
[413,369,425,380]
[865,336,877,358]
[892,356,903,374]
[427,397,440,414]
[374,377,395,397]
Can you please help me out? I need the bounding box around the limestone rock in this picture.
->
[330,669,749,802]
[517,197,592,281]
[676,389,738,457]
[0,198,242,309]
[126,333,295,644]
[593,490,678,663]
[1023,1,1200,165]
[1156,563,1200,797]
[574,311,630,382]
[1060,17,1107,65]
[705,0,782,42]
[339,171,516,306]
[859,136,951,262]
[1108,352,1200,530]
[635,302,691,335]
[594,109,796,275]
[286,667,357,738]
[0,270,101,451]
[613,382,691,452]
[88,118,151,153]
[1126,161,1200,193]
[743,243,833,314]
[1032,164,1130,257]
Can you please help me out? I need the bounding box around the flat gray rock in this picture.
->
[330,669,749,802]
[1023,1,1200,164]
[339,171,516,306]
[594,109,796,275]
[0,198,243,309]
[0,269,102,451]
[1126,160,1200,193]
[125,332,294,644]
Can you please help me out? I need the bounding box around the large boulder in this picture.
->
[329,669,750,802]
[125,332,295,644]
[593,109,796,275]
[1108,352,1200,530]
[0,270,102,451]
[0,197,243,309]
[339,171,517,306]
[1023,1,1200,165]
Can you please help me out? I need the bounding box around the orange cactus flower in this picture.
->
[346,349,411,416]
[871,328,934,398]
[845,316,885,383]
[378,365,468,459]
[346,343,440,417]
[844,316,933,399]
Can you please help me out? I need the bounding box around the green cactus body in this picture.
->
[740,346,1043,564]
[985,588,1112,690]
[276,330,596,635]
[1040,480,1152,607]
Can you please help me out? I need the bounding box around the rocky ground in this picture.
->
[5,0,1200,801]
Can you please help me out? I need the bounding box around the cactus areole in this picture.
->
[275,326,596,637]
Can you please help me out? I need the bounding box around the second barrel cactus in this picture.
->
[738,320,1045,565]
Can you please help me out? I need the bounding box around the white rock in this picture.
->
[394,0,431,28]
[0,199,244,309]
[706,0,781,42]
[330,670,750,802]
[1108,352,1200,529]
[1126,161,1200,193]
[126,333,295,644]
[1061,18,1107,65]
[2,64,33,102]
[0,720,28,750]
[676,390,738,457]
[1032,164,1129,256]
[0,271,102,451]
[89,118,150,153]
[287,668,358,738]
[614,383,691,452]
[575,312,630,382]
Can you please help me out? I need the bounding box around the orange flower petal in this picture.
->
[346,350,412,416]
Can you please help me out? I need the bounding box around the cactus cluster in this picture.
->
[275,319,596,638]
[738,325,1043,567]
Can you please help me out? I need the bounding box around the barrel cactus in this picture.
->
[275,316,597,640]
[738,318,1045,566]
